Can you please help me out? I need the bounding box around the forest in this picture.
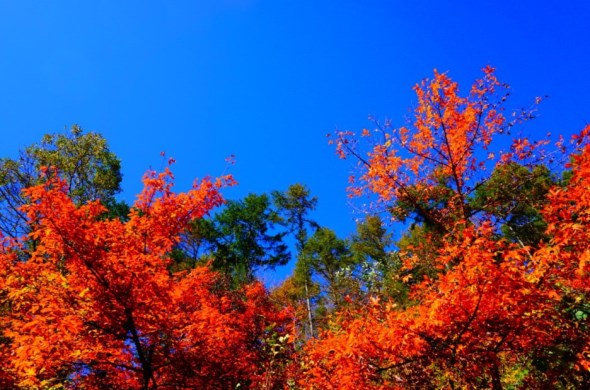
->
[1,68,590,389]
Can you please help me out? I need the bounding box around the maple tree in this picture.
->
[296,69,590,388]
[0,166,293,389]
[529,126,590,382]
[331,66,553,233]
[298,133,590,388]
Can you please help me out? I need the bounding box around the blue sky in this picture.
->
[1,1,589,284]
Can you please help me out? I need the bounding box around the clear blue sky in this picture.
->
[1,1,589,284]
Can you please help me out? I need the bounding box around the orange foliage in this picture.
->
[298,221,562,388]
[330,67,547,233]
[299,144,590,386]
[533,127,590,372]
[0,167,292,388]
[307,69,590,387]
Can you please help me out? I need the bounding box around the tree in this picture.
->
[472,162,554,247]
[0,125,123,239]
[330,66,551,233]
[272,184,319,339]
[297,228,359,310]
[178,193,290,285]
[298,69,590,388]
[272,184,320,251]
[300,131,590,388]
[299,223,558,388]
[528,126,590,384]
[213,193,290,283]
[350,215,405,302]
[0,167,293,389]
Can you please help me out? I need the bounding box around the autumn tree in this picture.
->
[0,166,293,389]
[526,126,590,385]
[300,131,590,388]
[298,68,590,388]
[331,67,563,297]
[331,66,554,233]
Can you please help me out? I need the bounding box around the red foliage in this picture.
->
[0,167,292,389]
[299,174,590,386]
[303,69,590,387]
